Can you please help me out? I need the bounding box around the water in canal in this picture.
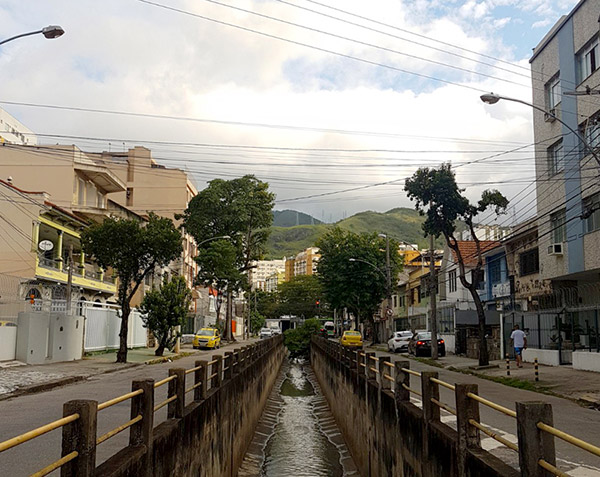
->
[259,362,344,477]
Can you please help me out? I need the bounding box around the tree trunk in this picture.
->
[117,302,130,363]
[225,291,234,342]
[155,344,165,356]
[473,292,489,366]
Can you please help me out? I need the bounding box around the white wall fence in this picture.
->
[82,303,147,352]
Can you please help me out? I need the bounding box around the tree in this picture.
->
[247,289,279,320]
[283,317,322,359]
[249,310,266,335]
[277,275,324,319]
[180,175,275,341]
[81,213,182,363]
[139,276,192,356]
[194,240,245,330]
[405,163,508,366]
[316,228,401,342]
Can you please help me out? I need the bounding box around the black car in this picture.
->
[408,331,446,357]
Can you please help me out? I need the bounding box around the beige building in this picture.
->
[265,270,286,293]
[293,247,320,276]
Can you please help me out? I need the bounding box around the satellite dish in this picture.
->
[38,240,54,251]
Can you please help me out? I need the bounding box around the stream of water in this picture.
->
[260,363,344,477]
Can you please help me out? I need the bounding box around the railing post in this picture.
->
[379,356,392,391]
[130,379,154,477]
[61,400,97,477]
[395,360,410,403]
[212,355,223,388]
[366,352,376,381]
[356,350,363,375]
[167,368,185,419]
[421,371,440,422]
[516,402,556,477]
[224,352,233,380]
[349,349,357,370]
[231,350,239,376]
[194,360,205,401]
[455,383,481,477]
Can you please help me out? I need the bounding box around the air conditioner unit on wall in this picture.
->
[547,243,563,255]
[544,109,556,122]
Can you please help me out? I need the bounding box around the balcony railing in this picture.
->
[38,257,61,270]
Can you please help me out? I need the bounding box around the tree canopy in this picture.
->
[316,227,401,332]
[180,175,275,340]
[81,212,182,362]
[139,276,192,356]
[405,163,508,365]
[277,274,324,319]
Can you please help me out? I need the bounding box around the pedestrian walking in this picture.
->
[510,324,527,368]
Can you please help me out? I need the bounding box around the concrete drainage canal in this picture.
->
[239,360,358,476]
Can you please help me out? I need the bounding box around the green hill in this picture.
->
[273,209,323,227]
[264,207,440,259]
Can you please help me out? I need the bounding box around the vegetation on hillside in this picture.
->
[273,209,323,227]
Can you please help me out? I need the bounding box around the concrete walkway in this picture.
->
[0,341,246,401]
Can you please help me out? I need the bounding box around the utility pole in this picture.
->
[384,235,393,339]
[65,244,73,315]
[429,234,438,359]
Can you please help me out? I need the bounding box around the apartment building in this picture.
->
[530,0,600,301]
[0,179,117,310]
[293,247,320,276]
[248,259,285,291]
[101,146,199,290]
[0,107,37,146]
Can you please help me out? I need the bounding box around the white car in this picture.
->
[260,327,274,339]
[388,331,413,353]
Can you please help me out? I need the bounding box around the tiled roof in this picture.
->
[450,241,500,267]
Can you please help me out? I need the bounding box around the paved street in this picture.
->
[372,348,600,475]
[0,341,253,476]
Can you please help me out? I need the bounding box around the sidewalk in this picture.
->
[370,345,600,407]
[0,341,244,401]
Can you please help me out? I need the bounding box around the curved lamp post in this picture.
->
[0,26,65,46]
[197,235,230,246]
[480,92,600,167]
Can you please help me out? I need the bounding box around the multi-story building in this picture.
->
[248,259,285,291]
[0,107,37,146]
[527,0,600,369]
[265,270,286,293]
[293,247,320,276]
[530,0,600,300]
[0,179,117,311]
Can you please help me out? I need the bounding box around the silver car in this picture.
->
[387,331,413,353]
[259,327,273,339]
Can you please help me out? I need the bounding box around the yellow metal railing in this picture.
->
[97,415,142,445]
[466,392,517,418]
[468,419,517,452]
[0,413,80,453]
[30,451,79,477]
[98,389,143,411]
[154,374,177,388]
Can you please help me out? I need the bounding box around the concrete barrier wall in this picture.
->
[96,336,285,477]
[311,338,519,477]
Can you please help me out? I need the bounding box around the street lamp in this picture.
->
[0,26,65,46]
[480,92,600,167]
[197,235,230,246]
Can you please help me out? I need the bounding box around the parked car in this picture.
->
[340,330,363,348]
[260,327,274,339]
[192,328,221,349]
[408,331,445,357]
[270,327,282,335]
[387,330,413,353]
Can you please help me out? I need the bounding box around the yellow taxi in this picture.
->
[340,330,363,348]
[193,328,221,349]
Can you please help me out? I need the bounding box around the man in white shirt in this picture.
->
[510,324,527,368]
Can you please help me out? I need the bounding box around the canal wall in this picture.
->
[310,337,518,477]
[98,336,285,477]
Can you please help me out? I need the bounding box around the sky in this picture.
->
[0,0,580,224]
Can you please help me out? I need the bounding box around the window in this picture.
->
[520,248,539,276]
[393,295,398,307]
[583,192,600,233]
[576,38,599,84]
[449,270,457,293]
[550,210,566,244]
[547,140,564,175]
[489,259,501,284]
[78,178,85,205]
[545,75,561,110]
[582,117,600,150]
